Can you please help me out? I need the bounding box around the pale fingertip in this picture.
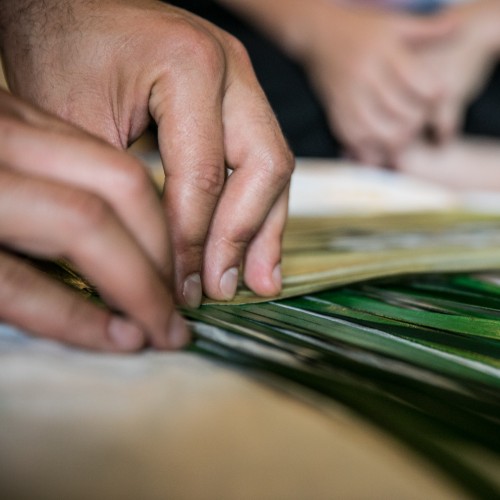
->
[219,267,239,301]
[182,272,202,309]
[168,312,191,349]
[108,316,145,351]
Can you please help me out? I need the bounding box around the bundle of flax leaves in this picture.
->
[41,212,500,498]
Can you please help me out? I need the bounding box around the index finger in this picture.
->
[149,31,226,309]
[0,94,171,276]
[201,49,294,301]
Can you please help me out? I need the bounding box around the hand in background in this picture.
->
[0,90,189,351]
[418,0,500,143]
[1,0,293,308]
[293,3,454,166]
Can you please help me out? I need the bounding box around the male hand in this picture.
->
[0,90,188,351]
[1,0,293,308]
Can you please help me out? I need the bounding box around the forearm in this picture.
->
[216,0,338,61]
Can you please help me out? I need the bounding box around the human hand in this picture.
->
[275,2,455,166]
[0,0,293,308]
[0,89,189,351]
[418,0,500,142]
[303,5,456,165]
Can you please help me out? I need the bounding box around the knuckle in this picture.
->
[273,151,295,181]
[66,191,113,236]
[112,159,153,202]
[232,226,257,246]
[218,230,254,254]
[281,146,296,175]
[174,238,205,265]
[224,33,251,65]
[255,146,295,186]
[186,162,225,199]
[171,24,225,76]
[192,38,224,75]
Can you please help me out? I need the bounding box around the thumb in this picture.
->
[398,14,457,46]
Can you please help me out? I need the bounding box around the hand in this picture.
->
[0,0,293,308]
[0,89,189,351]
[418,0,500,142]
[396,135,500,190]
[292,3,454,166]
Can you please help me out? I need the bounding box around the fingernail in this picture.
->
[220,267,239,300]
[183,273,202,309]
[168,312,191,349]
[272,263,282,290]
[108,316,144,351]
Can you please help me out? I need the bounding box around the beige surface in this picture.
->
[0,327,465,500]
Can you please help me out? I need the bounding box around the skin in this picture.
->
[213,0,500,177]
[417,0,500,143]
[0,0,294,312]
[216,0,455,166]
[394,1,500,183]
[398,136,500,190]
[0,89,188,352]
